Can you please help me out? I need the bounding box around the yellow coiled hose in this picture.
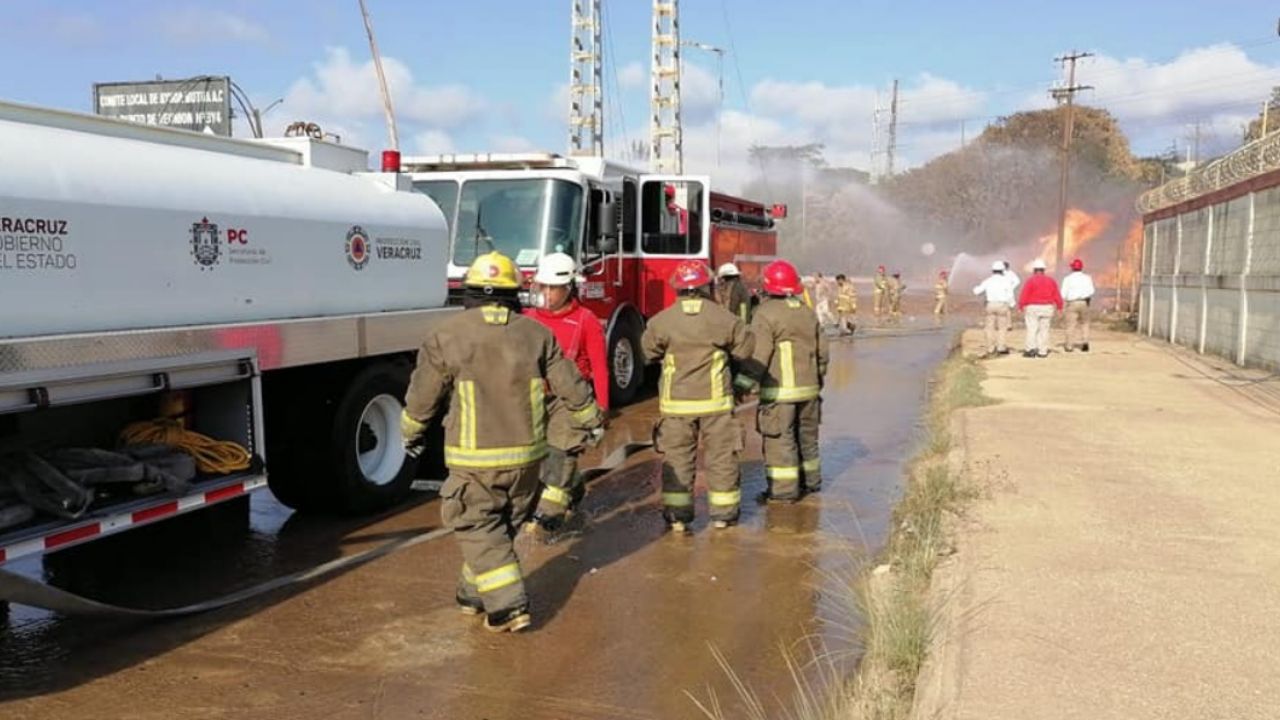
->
[120,420,252,475]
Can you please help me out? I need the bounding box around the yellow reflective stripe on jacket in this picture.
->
[481,306,511,325]
[738,303,749,323]
[458,380,477,449]
[681,299,703,314]
[400,410,426,439]
[444,442,548,468]
[658,352,734,416]
[710,350,726,402]
[802,458,821,474]
[660,395,734,415]
[540,484,571,507]
[708,489,741,507]
[572,403,601,425]
[766,465,801,481]
[474,562,522,594]
[662,491,693,507]
[760,385,820,402]
[733,374,756,391]
[530,378,545,442]
[780,341,796,388]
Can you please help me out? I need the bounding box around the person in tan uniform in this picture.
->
[716,262,752,324]
[401,251,604,633]
[642,260,755,532]
[887,271,905,323]
[834,273,857,336]
[933,270,950,320]
[744,260,829,502]
[872,265,888,320]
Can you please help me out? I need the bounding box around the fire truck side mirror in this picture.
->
[597,198,620,253]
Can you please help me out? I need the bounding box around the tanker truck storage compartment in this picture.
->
[0,351,264,563]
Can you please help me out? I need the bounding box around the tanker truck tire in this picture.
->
[327,364,418,514]
[608,318,645,406]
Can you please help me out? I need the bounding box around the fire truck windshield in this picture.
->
[440,178,584,268]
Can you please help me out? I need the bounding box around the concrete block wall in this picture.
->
[1140,183,1280,370]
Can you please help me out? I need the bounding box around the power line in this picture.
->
[718,0,771,195]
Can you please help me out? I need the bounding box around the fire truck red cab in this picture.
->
[401,153,778,405]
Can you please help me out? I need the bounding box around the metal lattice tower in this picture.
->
[568,0,604,156]
[650,0,682,173]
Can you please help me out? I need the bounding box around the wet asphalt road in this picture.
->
[0,320,955,720]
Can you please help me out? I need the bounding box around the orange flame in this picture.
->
[1096,220,1143,288]
[1031,208,1112,272]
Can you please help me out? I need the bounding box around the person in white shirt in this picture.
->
[972,261,1016,357]
[1061,257,1096,352]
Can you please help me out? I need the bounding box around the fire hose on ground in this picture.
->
[0,435,656,618]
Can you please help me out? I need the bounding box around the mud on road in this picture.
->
[0,317,956,720]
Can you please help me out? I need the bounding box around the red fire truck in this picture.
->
[401,153,781,405]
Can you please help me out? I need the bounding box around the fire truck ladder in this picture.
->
[568,0,604,157]
[650,0,683,173]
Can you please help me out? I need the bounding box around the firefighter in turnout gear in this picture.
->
[745,260,829,502]
[834,274,857,336]
[523,253,610,537]
[642,260,755,532]
[716,262,752,324]
[872,265,888,320]
[934,270,950,320]
[401,251,604,633]
[887,271,905,323]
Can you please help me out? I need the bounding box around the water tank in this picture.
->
[0,101,447,339]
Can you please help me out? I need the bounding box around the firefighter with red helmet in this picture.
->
[744,260,829,502]
[641,260,755,532]
[523,252,610,536]
[401,251,604,633]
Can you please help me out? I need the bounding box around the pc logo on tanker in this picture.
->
[346,225,370,271]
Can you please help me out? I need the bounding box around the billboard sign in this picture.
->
[93,76,233,136]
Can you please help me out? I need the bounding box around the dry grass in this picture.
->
[694,352,991,720]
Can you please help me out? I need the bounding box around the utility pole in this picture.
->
[871,94,883,182]
[1051,50,1093,277]
[358,0,399,150]
[650,0,683,173]
[886,78,899,177]
[568,0,604,156]
[960,119,966,148]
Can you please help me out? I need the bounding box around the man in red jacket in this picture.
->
[1017,258,1063,358]
[524,253,610,535]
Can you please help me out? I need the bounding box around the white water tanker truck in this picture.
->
[0,100,454,567]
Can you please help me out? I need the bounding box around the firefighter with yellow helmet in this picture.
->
[401,251,603,633]
[642,260,755,532]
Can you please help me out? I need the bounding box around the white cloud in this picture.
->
[1021,44,1280,155]
[491,135,541,153]
[158,8,270,46]
[618,62,647,89]
[412,130,455,155]
[284,47,486,132]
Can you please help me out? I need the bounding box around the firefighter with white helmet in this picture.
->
[743,260,829,502]
[402,251,604,632]
[715,261,751,324]
[523,252,610,537]
[642,260,755,532]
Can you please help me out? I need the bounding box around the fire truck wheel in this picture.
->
[328,364,418,514]
[608,317,645,406]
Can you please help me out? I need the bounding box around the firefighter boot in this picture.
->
[485,605,532,633]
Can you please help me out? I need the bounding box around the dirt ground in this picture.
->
[915,329,1280,719]
[0,317,956,720]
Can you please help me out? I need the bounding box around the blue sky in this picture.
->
[3,1,1280,189]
